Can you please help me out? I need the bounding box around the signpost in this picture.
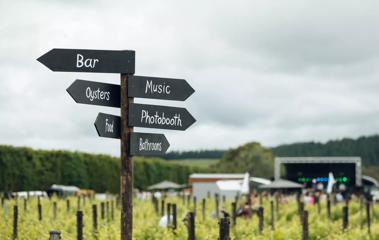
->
[130,132,170,156]
[94,113,121,139]
[128,103,196,130]
[38,48,195,240]
[37,48,135,73]
[94,115,170,155]
[128,75,194,101]
[67,80,120,108]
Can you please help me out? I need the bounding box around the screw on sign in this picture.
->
[38,48,195,240]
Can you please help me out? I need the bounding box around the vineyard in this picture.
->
[0,195,378,239]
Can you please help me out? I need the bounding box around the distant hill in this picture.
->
[208,135,379,180]
[163,150,225,160]
[212,142,274,178]
[164,135,379,166]
[271,135,379,166]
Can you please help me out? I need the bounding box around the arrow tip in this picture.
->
[36,49,55,70]
[184,109,196,130]
[183,80,195,101]
[94,113,102,136]
[165,139,170,153]
[66,81,76,102]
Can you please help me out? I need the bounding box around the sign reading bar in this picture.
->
[128,103,196,131]
[94,113,121,139]
[128,75,195,101]
[129,132,170,156]
[67,80,121,108]
[37,48,135,73]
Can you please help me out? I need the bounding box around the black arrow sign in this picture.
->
[128,103,196,131]
[67,80,121,108]
[130,132,170,156]
[94,113,121,139]
[128,75,195,101]
[37,48,135,74]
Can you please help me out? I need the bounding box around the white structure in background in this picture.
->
[14,191,48,198]
[190,173,270,200]
[327,172,336,194]
[241,172,250,194]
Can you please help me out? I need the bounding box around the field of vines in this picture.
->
[0,194,378,239]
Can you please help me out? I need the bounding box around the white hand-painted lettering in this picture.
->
[105,118,114,133]
[76,54,99,69]
[85,87,111,102]
[139,137,162,151]
[145,80,171,95]
[141,110,182,127]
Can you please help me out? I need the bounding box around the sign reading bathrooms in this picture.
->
[129,132,170,156]
[37,48,135,73]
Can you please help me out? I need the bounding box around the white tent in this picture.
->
[241,172,250,194]
[191,173,271,200]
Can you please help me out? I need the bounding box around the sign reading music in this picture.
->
[128,76,194,101]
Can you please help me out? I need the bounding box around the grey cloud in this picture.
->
[0,0,379,156]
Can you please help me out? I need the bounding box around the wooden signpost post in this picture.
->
[37,48,196,240]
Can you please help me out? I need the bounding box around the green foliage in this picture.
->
[272,135,379,165]
[272,134,379,180]
[0,145,197,192]
[0,196,378,239]
[213,142,274,178]
[168,159,220,168]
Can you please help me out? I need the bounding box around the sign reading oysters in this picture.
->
[67,80,120,107]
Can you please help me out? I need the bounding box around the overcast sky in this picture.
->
[1,0,379,156]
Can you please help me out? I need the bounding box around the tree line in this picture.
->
[210,135,379,181]
[2,134,379,193]
[163,150,226,160]
[0,145,199,193]
[271,135,379,166]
